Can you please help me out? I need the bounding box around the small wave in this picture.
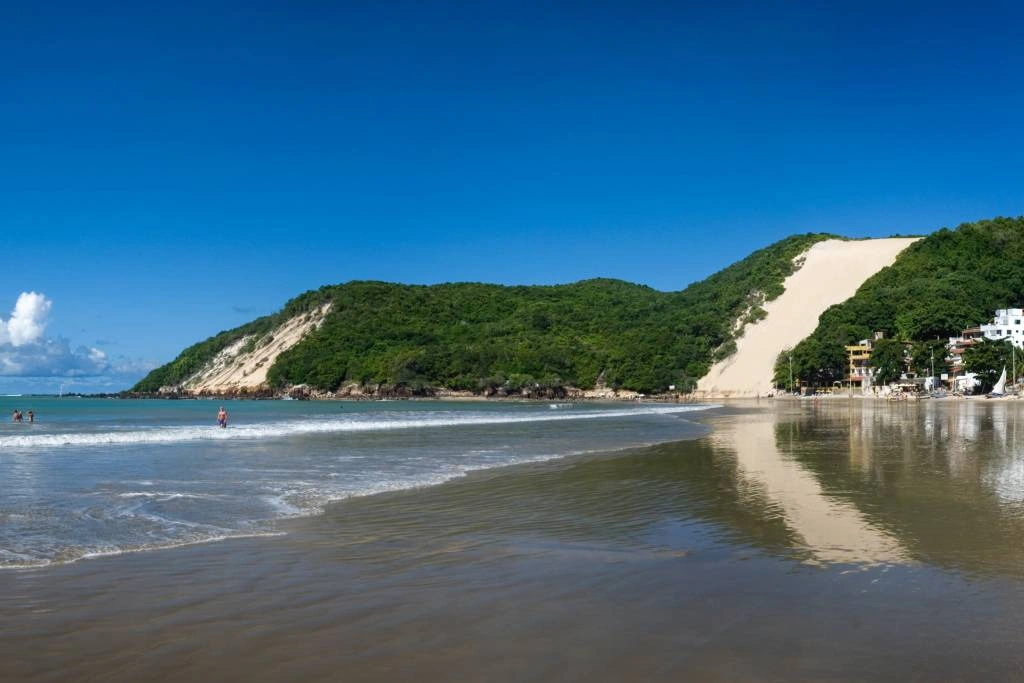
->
[261,494,305,517]
[0,531,289,571]
[0,404,717,571]
[117,492,214,501]
[0,404,716,451]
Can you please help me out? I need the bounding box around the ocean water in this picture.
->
[0,397,712,568]
[10,401,1024,680]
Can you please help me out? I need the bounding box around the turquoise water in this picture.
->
[0,397,711,567]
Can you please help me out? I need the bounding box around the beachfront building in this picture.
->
[846,340,873,387]
[845,331,884,388]
[947,326,983,378]
[981,309,1024,347]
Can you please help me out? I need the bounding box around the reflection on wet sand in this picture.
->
[773,400,1024,577]
[715,410,907,566]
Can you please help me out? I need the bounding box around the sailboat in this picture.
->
[987,366,1008,398]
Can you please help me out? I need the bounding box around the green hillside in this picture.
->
[779,216,1024,387]
[130,289,334,393]
[134,233,833,395]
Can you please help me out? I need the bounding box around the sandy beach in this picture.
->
[697,237,920,397]
[7,401,1024,681]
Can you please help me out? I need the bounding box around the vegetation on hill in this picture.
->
[131,289,334,393]
[775,217,1024,388]
[134,233,833,395]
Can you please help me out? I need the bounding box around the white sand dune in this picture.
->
[696,237,920,397]
[179,304,332,393]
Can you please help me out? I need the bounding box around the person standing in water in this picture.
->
[12,410,22,423]
[217,406,228,428]
[27,410,34,423]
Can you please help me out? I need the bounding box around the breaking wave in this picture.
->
[0,404,715,451]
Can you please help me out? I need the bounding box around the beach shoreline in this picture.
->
[8,401,1024,681]
[0,399,721,571]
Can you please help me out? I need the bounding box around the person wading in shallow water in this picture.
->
[12,410,22,423]
[217,406,228,428]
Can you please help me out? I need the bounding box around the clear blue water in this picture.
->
[0,397,712,567]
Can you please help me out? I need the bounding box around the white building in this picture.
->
[981,308,1024,347]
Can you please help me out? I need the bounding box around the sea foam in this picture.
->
[0,404,714,451]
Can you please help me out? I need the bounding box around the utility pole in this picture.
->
[931,350,935,390]
[789,352,794,395]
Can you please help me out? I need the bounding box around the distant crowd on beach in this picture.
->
[11,409,34,423]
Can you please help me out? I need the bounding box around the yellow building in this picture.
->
[846,332,883,387]
[846,342,872,386]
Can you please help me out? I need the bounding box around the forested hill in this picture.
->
[779,217,1024,387]
[134,233,833,395]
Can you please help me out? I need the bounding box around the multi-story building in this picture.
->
[845,331,885,387]
[981,308,1024,347]
[947,326,983,376]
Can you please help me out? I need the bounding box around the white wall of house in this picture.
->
[981,308,1024,347]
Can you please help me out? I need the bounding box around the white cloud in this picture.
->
[0,338,109,377]
[0,355,160,394]
[0,292,108,378]
[0,292,157,392]
[109,356,160,376]
[0,292,52,347]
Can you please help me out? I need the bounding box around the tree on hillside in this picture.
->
[773,349,796,391]
[137,234,836,395]
[774,339,846,390]
[909,339,948,378]
[868,339,908,385]
[793,338,846,388]
[963,338,1014,393]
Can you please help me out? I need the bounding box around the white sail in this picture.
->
[992,366,1008,395]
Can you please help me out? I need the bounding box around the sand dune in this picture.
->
[696,237,920,397]
[180,304,331,393]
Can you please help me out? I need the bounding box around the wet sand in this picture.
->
[6,402,1024,681]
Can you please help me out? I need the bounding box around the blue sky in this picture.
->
[2,1,1023,392]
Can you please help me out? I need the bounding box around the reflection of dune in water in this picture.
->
[718,413,906,566]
